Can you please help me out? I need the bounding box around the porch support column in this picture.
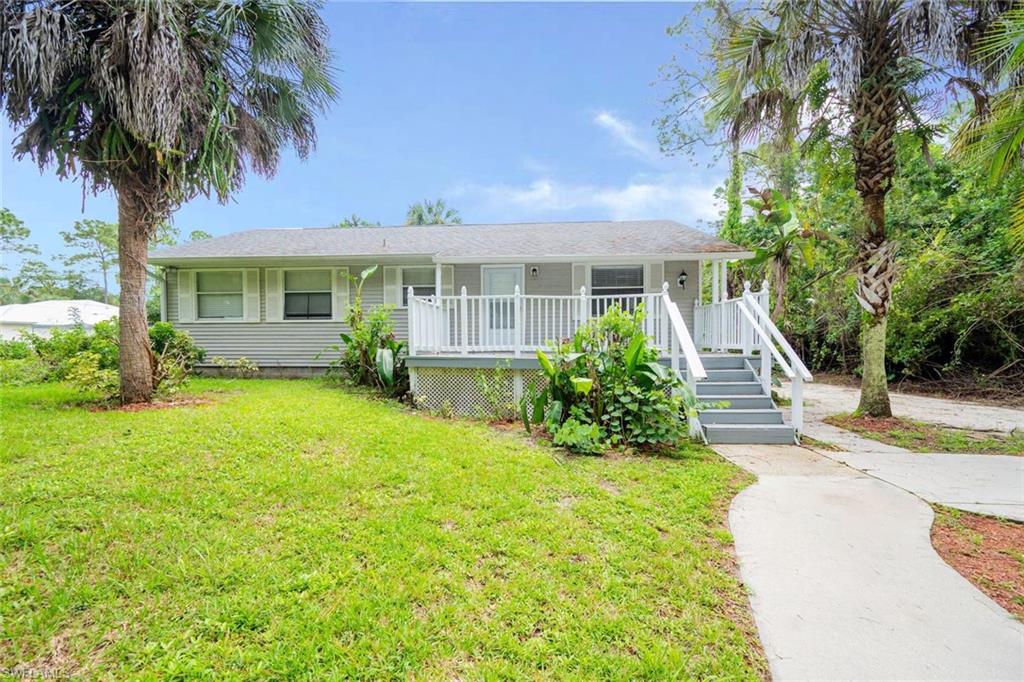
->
[711,259,720,304]
[720,260,728,301]
[434,262,443,296]
[697,260,704,305]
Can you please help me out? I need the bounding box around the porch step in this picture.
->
[704,395,776,409]
[705,368,757,382]
[703,423,796,444]
[698,408,784,425]
[697,381,764,396]
[698,354,751,370]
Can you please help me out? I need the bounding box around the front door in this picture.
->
[482,266,523,347]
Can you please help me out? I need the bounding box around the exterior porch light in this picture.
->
[676,269,688,289]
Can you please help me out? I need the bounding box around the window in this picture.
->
[590,265,644,314]
[402,267,435,306]
[196,270,244,320]
[284,269,332,320]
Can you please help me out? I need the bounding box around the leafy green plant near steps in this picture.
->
[318,265,409,398]
[521,304,696,453]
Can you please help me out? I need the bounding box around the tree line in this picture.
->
[660,1,1024,414]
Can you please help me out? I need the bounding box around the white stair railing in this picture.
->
[661,284,707,438]
[735,284,813,433]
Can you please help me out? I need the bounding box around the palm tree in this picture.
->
[337,214,380,228]
[952,7,1024,254]
[714,0,1006,417]
[1,1,336,403]
[405,199,462,225]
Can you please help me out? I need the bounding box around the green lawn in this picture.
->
[1,379,765,680]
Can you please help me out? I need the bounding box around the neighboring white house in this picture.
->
[0,299,119,340]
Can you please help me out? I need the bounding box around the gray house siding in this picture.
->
[166,259,697,367]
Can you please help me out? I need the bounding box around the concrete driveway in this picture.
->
[717,444,1024,681]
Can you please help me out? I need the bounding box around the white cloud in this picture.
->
[451,173,721,225]
[593,110,661,163]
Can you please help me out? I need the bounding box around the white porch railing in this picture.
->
[734,285,813,433]
[694,282,769,351]
[408,286,673,356]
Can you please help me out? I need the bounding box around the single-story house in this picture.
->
[0,299,119,340]
[149,220,811,444]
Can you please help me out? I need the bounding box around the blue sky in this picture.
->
[1,2,723,277]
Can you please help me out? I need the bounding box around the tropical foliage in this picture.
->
[405,198,462,225]
[319,265,409,398]
[0,0,336,402]
[522,305,691,453]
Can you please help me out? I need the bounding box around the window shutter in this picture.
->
[265,269,283,322]
[571,263,588,295]
[244,269,261,322]
[177,270,195,323]
[442,265,454,296]
[333,267,349,321]
[383,266,401,307]
[647,262,664,293]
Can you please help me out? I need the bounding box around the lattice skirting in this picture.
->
[410,367,548,415]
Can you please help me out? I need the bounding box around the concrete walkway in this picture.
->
[716,444,1024,681]
[777,380,1024,521]
[826,449,1024,522]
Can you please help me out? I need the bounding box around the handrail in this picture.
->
[735,300,794,379]
[741,292,813,381]
[662,290,707,381]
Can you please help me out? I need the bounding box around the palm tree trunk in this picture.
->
[855,193,893,417]
[771,253,789,322]
[116,189,154,404]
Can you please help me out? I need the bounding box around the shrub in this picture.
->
[552,417,605,455]
[0,357,50,385]
[474,360,516,421]
[319,265,409,398]
[211,356,260,378]
[0,339,31,360]
[522,304,692,453]
[64,351,119,402]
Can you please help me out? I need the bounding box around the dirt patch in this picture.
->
[931,506,1024,620]
[89,396,214,413]
[825,413,1023,456]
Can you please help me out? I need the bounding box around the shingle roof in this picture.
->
[149,220,748,264]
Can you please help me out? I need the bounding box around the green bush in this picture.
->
[0,338,31,359]
[552,417,605,455]
[320,266,409,398]
[523,305,691,453]
[0,357,50,385]
[64,351,119,401]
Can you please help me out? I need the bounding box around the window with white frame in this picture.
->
[284,269,332,319]
[590,265,644,314]
[402,267,435,306]
[196,270,244,320]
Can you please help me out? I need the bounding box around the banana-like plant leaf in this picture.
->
[360,264,379,281]
[375,347,395,387]
[570,377,594,394]
[624,334,645,373]
[536,349,556,378]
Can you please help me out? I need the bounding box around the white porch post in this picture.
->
[513,284,522,357]
[697,260,704,305]
[660,282,670,355]
[711,259,720,304]
[742,280,753,356]
[791,375,804,434]
[434,263,444,351]
[720,260,728,300]
[408,286,417,356]
[460,286,469,355]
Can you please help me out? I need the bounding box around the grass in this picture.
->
[1,379,766,680]
[824,413,1024,456]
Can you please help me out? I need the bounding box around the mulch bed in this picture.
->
[931,507,1024,620]
[89,397,213,413]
